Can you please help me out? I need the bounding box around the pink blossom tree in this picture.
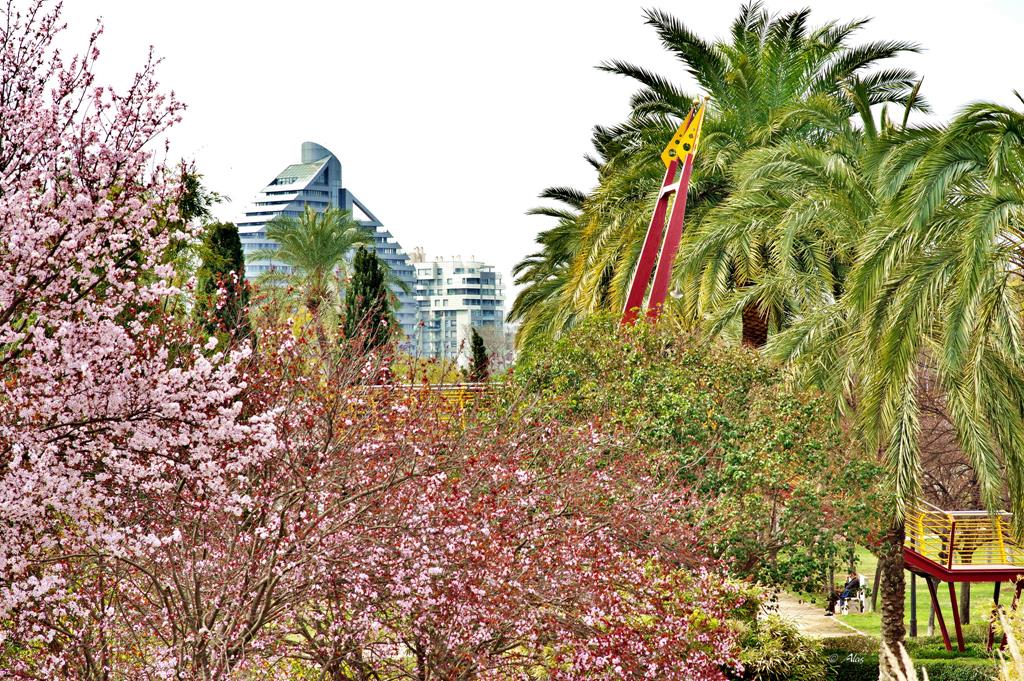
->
[285,394,746,681]
[0,3,278,677]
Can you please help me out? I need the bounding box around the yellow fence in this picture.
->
[360,383,496,425]
[906,502,1024,568]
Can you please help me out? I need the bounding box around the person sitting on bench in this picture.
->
[838,571,861,612]
[824,587,839,616]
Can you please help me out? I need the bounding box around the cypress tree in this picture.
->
[469,327,489,382]
[343,246,393,351]
[196,221,250,340]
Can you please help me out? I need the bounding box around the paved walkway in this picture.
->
[767,593,868,639]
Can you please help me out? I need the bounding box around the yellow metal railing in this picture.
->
[360,383,497,426]
[905,502,1024,569]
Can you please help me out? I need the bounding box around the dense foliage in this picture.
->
[8,0,1022,676]
[514,315,885,590]
[511,0,1024,657]
[196,221,251,339]
[0,7,758,679]
[343,246,394,352]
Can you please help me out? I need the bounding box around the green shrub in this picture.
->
[920,659,998,681]
[513,316,886,593]
[823,634,880,654]
[738,615,826,680]
[823,653,998,681]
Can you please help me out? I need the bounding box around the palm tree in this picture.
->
[250,205,373,323]
[693,83,933,656]
[681,79,928,346]
[749,98,1024,659]
[508,187,587,350]
[516,2,925,348]
[848,99,1024,516]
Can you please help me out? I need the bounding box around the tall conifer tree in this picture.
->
[196,221,250,340]
[343,246,393,351]
[469,327,489,382]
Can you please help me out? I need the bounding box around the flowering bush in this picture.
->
[0,2,279,677]
[287,395,746,680]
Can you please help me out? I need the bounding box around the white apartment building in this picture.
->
[409,251,505,364]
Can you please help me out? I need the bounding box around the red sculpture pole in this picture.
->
[621,98,707,325]
[647,153,695,319]
[620,158,680,325]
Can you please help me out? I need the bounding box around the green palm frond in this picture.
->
[249,205,374,320]
[538,186,589,209]
[643,7,727,92]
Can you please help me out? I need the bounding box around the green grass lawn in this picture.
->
[812,548,1005,641]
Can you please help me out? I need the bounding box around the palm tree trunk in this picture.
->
[879,521,907,676]
[872,558,882,612]
[741,303,768,348]
[959,583,970,625]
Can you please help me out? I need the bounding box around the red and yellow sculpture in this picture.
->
[621,97,708,325]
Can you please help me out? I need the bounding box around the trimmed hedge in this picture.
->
[823,652,998,680]
[822,635,879,654]
[907,642,992,660]
[826,635,993,660]
[825,653,879,681]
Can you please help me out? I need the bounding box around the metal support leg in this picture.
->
[910,573,918,637]
[948,581,966,652]
[926,577,952,651]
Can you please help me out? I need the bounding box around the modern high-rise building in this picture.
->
[236,141,417,340]
[408,250,505,364]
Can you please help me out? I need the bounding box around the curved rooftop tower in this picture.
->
[300,141,332,164]
[237,142,417,342]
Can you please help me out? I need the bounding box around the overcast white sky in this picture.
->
[63,1,1024,296]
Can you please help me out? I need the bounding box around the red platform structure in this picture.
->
[904,502,1024,652]
[621,98,708,325]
